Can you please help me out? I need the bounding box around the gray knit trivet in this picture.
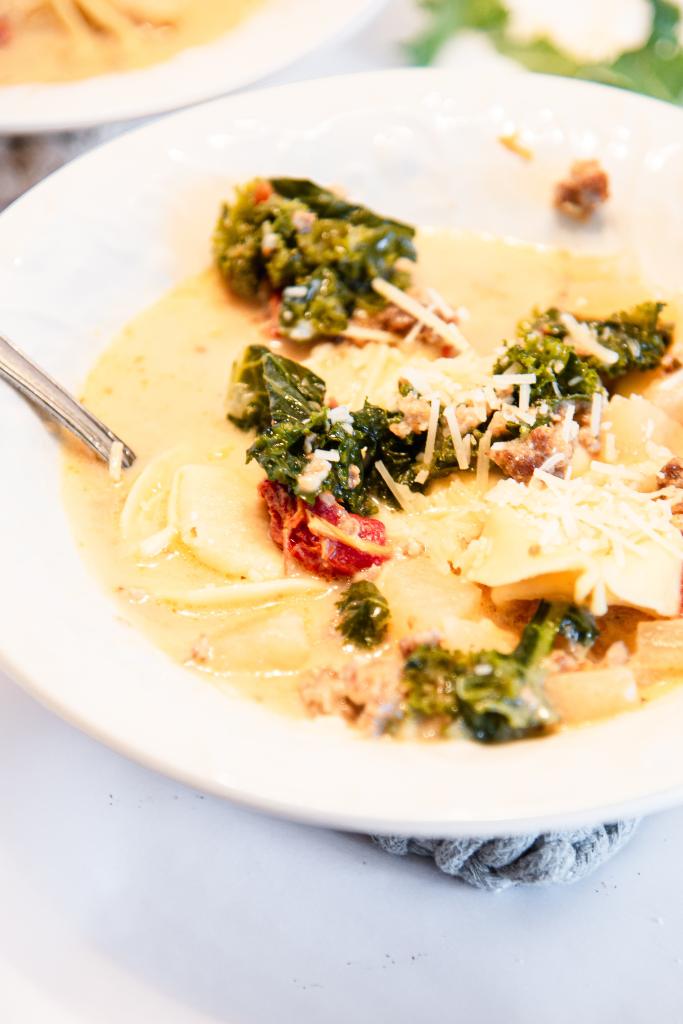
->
[373,820,639,891]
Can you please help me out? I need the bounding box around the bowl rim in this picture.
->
[0,0,388,134]
[2,66,683,837]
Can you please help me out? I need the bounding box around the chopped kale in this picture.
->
[227,344,326,432]
[248,418,315,496]
[495,302,671,407]
[558,605,599,647]
[336,581,391,648]
[404,643,463,719]
[403,600,598,743]
[270,178,416,232]
[494,324,605,406]
[589,302,672,378]
[226,344,272,431]
[213,177,416,341]
[228,344,421,511]
[260,350,326,426]
[280,269,352,342]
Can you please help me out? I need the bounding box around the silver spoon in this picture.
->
[0,333,136,469]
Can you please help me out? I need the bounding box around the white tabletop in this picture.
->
[4,3,683,1020]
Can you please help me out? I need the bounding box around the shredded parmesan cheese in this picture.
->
[306,516,390,557]
[560,313,619,366]
[476,423,495,491]
[443,403,472,470]
[485,469,683,562]
[536,451,566,474]
[562,403,576,442]
[590,392,603,437]
[108,441,124,482]
[490,373,537,387]
[374,460,413,511]
[313,449,340,462]
[518,382,531,415]
[342,325,401,345]
[297,455,332,494]
[423,397,441,472]
[371,278,470,353]
[425,286,457,320]
[327,405,353,426]
[603,432,618,463]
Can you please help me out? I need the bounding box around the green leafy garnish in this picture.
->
[408,0,683,105]
[404,600,598,743]
[586,303,671,378]
[336,581,391,648]
[227,344,326,432]
[494,302,671,406]
[214,177,416,342]
[228,344,431,512]
[494,326,605,407]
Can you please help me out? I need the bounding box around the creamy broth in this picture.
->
[0,0,261,85]
[63,230,675,725]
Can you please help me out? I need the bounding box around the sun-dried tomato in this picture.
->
[252,180,274,205]
[259,480,390,579]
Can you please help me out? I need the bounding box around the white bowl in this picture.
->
[2,68,683,837]
[0,0,386,134]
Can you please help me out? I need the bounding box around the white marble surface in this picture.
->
[3,2,683,1020]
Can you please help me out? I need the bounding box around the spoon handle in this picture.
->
[0,333,136,469]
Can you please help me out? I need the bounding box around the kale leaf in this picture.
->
[403,600,598,743]
[280,269,352,342]
[494,302,671,407]
[588,302,672,377]
[336,581,391,648]
[227,344,325,431]
[404,643,463,719]
[494,328,604,406]
[228,344,423,512]
[226,343,272,431]
[213,177,417,342]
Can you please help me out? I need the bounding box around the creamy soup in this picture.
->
[0,0,261,84]
[63,228,683,737]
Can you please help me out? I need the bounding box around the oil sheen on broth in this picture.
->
[62,231,664,716]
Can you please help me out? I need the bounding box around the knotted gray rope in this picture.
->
[373,820,639,891]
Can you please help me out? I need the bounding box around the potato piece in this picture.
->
[636,368,683,427]
[377,555,515,651]
[544,667,638,725]
[607,394,683,463]
[634,619,683,684]
[173,463,282,581]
